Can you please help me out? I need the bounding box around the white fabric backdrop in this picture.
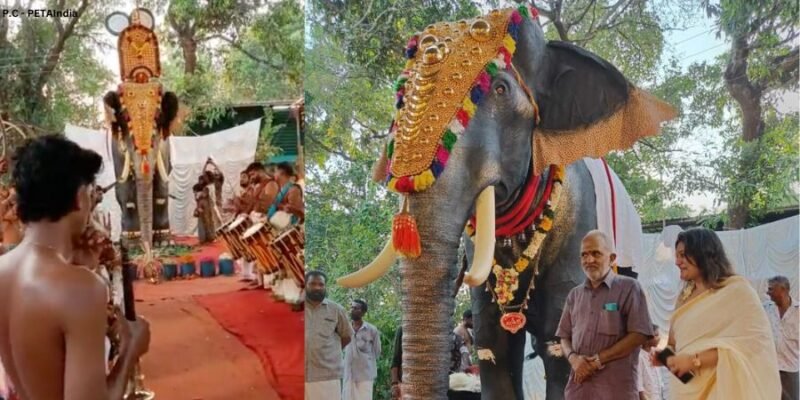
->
[583,157,644,270]
[65,124,123,241]
[64,118,260,239]
[640,215,800,335]
[169,118,260,235]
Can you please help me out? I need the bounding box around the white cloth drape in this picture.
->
[64,118,260,239]
[639,216,800,336]
[65,124,123,242]
[583,158,644,270]
[169,118,260,235]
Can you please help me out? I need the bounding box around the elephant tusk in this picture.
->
[119,149,131,183]
[156,143,169,182]
[463,186,496,287]
[336,241,398,288]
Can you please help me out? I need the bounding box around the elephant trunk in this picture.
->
[399,191,464,400]
[136,176,153,251]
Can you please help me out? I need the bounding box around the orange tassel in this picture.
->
[392,196,421,258]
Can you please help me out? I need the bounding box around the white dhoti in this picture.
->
[342,379,373,400]
[263,272,276,289]
[240,259,256,280]
[305,380,341,400]
[282,278,303,304]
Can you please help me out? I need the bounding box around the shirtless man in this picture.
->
[0,135,150,400]
[248,163,279,216]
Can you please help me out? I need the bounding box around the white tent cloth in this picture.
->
[65,124,123,242]
[64,118,261,239]
[640,215,800,333]
[583,158,644,270]
[169,118,260,235]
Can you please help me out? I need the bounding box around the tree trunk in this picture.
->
[724,35,764,230]
[179,35,198,75]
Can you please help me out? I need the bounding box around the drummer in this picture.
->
[266,162,304,306]
[248,163,279,217]
[245,163,279,289]
[269,162,304,224]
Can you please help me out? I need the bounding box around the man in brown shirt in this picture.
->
[557,230,654,400]
[305,270,353,400]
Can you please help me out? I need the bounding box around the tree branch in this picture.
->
[307,133,356,162]
[34,0,88,96]
[200,34,283,70]
[567,0,598,31]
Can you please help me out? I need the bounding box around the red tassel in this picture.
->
[392,196,421,258]
[142,160,150,175]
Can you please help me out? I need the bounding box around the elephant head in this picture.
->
[103,9,187,250]
[338,6,674,399]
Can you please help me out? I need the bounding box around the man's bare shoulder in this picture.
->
[0,248,107,312]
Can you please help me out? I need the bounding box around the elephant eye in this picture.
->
[494,83,507,95]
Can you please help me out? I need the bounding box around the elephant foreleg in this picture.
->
[471,287,527,400]
[152,167,170,247]
[116,174,140,246]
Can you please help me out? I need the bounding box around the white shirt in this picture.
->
[636,350,663,400]
[764,299,800,372]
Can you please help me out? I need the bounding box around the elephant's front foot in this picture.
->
[153,229,172,248]
[121,231,142,252]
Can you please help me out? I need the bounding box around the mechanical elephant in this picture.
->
[338,5,676,400]
[103,9,187,249]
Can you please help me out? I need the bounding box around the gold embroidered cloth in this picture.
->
[120,82,161,154]
[391,8,515,177]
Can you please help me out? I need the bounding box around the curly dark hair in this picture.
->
[353,299,368,313]
[675,227,736,288]
[305,269,327,284]
[245,162,266,173]
[12,135,102,223]
[276,162,295,177]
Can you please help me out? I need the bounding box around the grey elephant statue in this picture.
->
[103,8,188,250]
[338,5,675,400]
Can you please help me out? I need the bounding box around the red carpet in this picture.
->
[196,290,304,400]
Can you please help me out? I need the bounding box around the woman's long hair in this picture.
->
[675,227,736,288]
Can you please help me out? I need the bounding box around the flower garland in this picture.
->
[384,5,540,193]
[483,165,564,308]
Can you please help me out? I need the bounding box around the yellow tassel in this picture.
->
[392,195,421,258]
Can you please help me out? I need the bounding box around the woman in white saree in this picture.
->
[656,228,781,399]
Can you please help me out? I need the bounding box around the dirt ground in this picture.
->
[133,276,280,400]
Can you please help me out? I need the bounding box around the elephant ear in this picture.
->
[159,91,189,137]
[532,41,676,174]
[371,144,389,183]
[103,91,124,139]
[370,123,392,183]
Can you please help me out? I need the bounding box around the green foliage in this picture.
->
[255,107,286,162]
[0,1,119,131]
[717,109,800,225]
